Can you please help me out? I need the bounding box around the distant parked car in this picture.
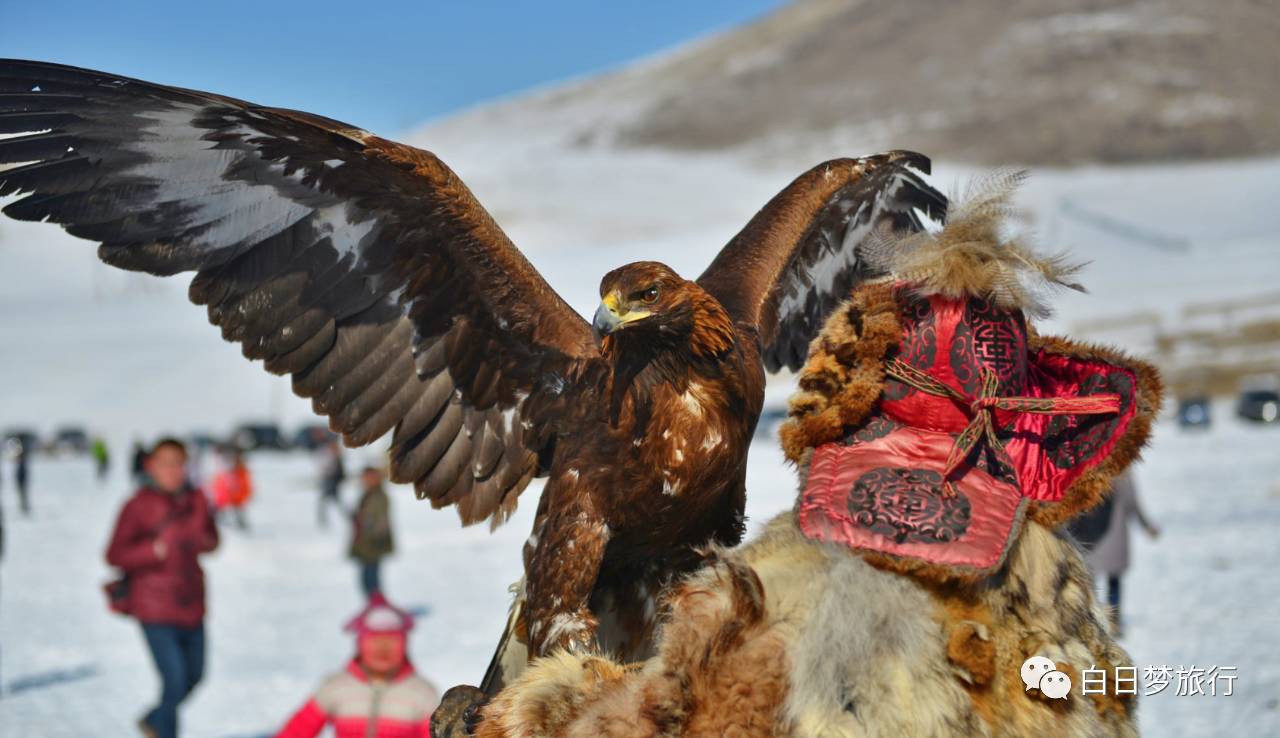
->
[50,426,91,454]
[231,422,289,451]
[188,431,221,452]
[1236,389,1280,424]
[292,424,336,452]
[1176,396,1212,429]
[3,428,40,457]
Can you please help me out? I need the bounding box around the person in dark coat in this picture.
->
[349,465,394,598]
[131,439,148,485]
[14,441,30,516]
[1085,470,1159,634]
[106,437,220,738]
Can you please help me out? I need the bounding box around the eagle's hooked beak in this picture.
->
[592,291,648,342]
[593,302,621,341]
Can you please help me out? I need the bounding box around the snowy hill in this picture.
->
[418,0,1280,166]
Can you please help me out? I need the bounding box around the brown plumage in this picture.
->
[0,60,947,686]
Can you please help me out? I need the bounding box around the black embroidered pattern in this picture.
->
[884,295,937,401]
[842,416,902,446]
[847,467,972,544]
[950,297,1027,397]
[1044,371,1134,468]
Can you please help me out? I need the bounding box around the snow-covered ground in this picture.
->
[2,408,1277,736]
[1,118,1278,734]
[0,435,795,737]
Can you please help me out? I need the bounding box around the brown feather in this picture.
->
[698,150,945,371]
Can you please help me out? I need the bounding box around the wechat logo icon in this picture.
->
[1022,655,1072,699]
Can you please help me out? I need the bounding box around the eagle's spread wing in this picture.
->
[0,60,597,525]
[697,151,946,372]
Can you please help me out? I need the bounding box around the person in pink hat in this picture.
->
[276,594,440,738]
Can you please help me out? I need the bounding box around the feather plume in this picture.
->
[861,169,1085,317]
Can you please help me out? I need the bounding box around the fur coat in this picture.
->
[451,509,1138,738]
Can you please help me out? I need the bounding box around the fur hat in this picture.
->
[345,593,415,635]
[782,173,1163,581]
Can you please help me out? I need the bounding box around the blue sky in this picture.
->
[2,1,785,136]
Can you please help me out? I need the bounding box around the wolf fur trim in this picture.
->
[1024,333,1164,527]
[779,281,900,465]
[469,512,1137,737]
[779,513,1137,736]
[475,549,790,738]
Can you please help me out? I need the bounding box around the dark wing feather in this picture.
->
[0,59,598,526]
[697,151,946,372]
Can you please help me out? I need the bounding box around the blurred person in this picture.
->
[275,594,439,738]
[1086,469,1160,635]
[210,445,253,531]
[131,439,148,485]
[14,439,30,516]
[350,465,394,598]
[105,438,219,738]
[317,438,346,529]
[92,435,111,483]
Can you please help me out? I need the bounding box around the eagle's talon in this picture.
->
[431,685,489,738]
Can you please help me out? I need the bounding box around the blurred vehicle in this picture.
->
[187,431,221,452]
[1176,396,1212,429]
[3,428,40,456]
[1236,389,1279,423]
[230,422,289,451]
[50,426,90,454]
[292,423,337,452]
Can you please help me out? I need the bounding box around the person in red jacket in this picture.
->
[276,594,440,738]
[106,437,219,738]
[209,444,253,531]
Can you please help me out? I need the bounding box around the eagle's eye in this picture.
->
[640,286,660,304]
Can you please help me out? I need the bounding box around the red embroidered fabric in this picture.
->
[880,294,1137,502]
[799,427,1024,572]
[797,293,1139,574]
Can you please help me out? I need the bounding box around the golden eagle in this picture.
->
[0,60,945,686]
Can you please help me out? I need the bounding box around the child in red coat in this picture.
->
[277,595,440,738]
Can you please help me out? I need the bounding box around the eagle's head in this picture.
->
[593,261,734,358]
